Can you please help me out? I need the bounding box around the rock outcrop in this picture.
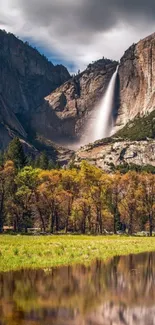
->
[74,138,155,172]
[116,33,155,130]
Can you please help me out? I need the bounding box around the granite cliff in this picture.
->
[1,29,155,168]
[116,32,155,130]
[33,32,155,146]
[73,33,155,171]
[30,58,118,144]
[0,29,70,151]
[0,29,117,157]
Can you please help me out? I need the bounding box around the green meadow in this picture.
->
[0,235,155,272]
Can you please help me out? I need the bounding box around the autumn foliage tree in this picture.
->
[0,158,155,236]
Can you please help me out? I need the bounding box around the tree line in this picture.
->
[0,137,155,236]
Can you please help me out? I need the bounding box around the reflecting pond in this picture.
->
[1,252,155,324]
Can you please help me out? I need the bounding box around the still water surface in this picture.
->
[1,252,155,325]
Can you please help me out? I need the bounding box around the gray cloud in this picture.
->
[18,0,155,33]
[0,0,155,70]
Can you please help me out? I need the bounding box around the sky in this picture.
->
[0,0,155,73]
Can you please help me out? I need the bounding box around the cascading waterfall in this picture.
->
[93,65,118,141]
[80,65,118,147]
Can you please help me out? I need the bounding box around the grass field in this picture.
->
[0,235,155,272]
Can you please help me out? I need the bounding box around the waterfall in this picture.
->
[93,65,118,141]
[80,65,118,147]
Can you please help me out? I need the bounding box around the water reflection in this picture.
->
[1,252,155,324]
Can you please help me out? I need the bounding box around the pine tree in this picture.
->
[34,155,40,169]
[6,137,26,170]
[0,152,4,167]
[48,159,55,170]
[55,162,61,170]
[26,156,35,168]
[39,152,49,170]
[35,152,49,170]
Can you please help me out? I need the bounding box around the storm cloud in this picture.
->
[0,0,155,70]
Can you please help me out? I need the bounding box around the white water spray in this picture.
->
[93,65,118,141]
[80,66,118,147]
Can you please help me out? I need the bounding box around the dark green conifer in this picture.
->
[6,137,26,169]
[39,151,49,170]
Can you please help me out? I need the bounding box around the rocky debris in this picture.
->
[73,139,155,172]
[56,146,75,166]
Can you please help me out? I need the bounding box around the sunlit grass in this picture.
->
[0,235,155,272]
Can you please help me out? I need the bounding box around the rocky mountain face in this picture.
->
[73,33,155,171]
[30,58,118,144]
[0,29,118,158]
[0,29,70,151]
[34,31,155,148]
[1,29,155,168]
[116,33,155,131]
